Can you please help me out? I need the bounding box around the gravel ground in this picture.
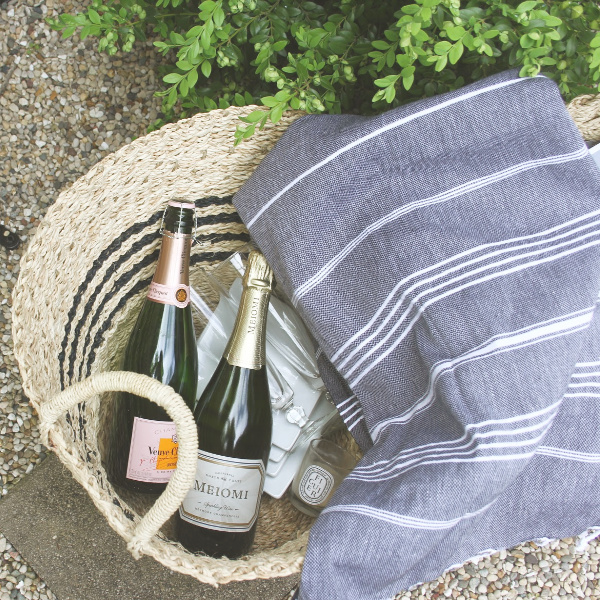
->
[1,1,600,599]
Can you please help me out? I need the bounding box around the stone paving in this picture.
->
[1,1,600,599]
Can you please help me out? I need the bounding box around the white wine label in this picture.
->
[298,465,334,505]
[147,282,190,308]
[126,417,178,483]
[179,450,265,532]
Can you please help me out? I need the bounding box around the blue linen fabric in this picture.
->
[232,70,600,599]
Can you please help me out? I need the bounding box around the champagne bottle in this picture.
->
[106,200,198,494]
[175,250,274,558]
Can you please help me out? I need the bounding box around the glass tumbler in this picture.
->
[289,438,357,517]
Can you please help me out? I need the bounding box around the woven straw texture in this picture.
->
[11,95,600,586]
[568,93,600,142]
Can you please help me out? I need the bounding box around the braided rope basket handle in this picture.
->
[38,371,199,559]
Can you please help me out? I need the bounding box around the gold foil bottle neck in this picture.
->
[243,250,274,292]
[224,251,273,369]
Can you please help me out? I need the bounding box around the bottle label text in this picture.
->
[126,417,178,483]
[179,450,265,532]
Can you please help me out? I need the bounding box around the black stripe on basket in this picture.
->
[75,230,247,381]
[58,196,249,388]
[71,225,247,383]
[83,247,247,379]
[59,212,162,390]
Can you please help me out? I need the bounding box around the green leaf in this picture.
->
[372,40,390,50]
[396,53,412,68]
[448,41,464,64]
[446,26,465,42]
[565,37,577,57]
[187,26,204,38]
[87,9,101,25]
[542,15,562,26]
[170,32,186,45]
[179,78,189,97]
[272,40,288,52]
[242,123,256,139]
[204,97,218,110]
[386,50,396,68]
[189,40,200,60]
[591,35,600,49]
[261,96,279,108]
[329,35,351,54]
[163,72,183,84]
[372,89,386,102]
[201,60,212,78]
[271,104,284,123]
[374,74,399,87]
[483,30,499,39]
[275,90,291,102]
[200,27,212,51]
[187,69,199,87]
[434,41,452,55]
[308,29,327,49]
[62,26,76,39]
[401,4,420,15]
[167,86,178,107]
[80,25,92,40]
[520,34,534,49]
[242,110,266,123]
[435,54,447,72]
[213,7,225,28]
[381,85,394,103]
[516,1,538,13]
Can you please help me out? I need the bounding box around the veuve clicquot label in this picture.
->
[179,450,265,532]
[126,417,178,483]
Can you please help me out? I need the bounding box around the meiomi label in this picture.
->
[179,450,265,532]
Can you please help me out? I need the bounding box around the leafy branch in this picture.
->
[47,0,600,143]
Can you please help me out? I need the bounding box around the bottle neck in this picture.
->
[147,202,194,308]
[224,284,271,370]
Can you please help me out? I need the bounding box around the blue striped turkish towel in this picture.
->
[232,70,600,599]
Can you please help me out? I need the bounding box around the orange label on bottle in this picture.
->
[156,436,179,470]
[126,418,178,483]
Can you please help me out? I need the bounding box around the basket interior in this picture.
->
[91,263,318,553]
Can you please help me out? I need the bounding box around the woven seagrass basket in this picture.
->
[10,96,600,585]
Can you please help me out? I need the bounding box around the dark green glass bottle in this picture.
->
[106,200,198,494]
[175,250,273,558]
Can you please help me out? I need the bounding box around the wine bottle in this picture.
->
[106,200,198,494]
[175,250,274,558]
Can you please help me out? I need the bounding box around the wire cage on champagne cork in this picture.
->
[10,97,600,585]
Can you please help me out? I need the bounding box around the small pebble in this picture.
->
[0,0,162,598]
